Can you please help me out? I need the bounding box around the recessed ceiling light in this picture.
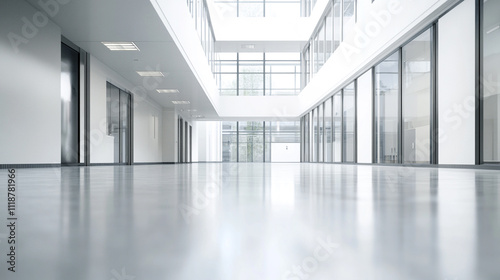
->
[185,109,197,112]
[157,89,179,94]
[192,115,205,118]
[136,71,164,77]
[102,42,140,51]
[172,101,190,105]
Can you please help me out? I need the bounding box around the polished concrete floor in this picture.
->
[0,163,499,280]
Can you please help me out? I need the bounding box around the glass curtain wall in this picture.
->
[217,53,238,96]
[374,51,400,163]
[302,0,356,85]
[217,53,300,96]
[265,53,301,95]
[402,29,432,164]
[186,0,216,71]
[224,121,300,162]
[238,121,264,162]
[239,53,264,96]
[300,26,436,165]
[482,0,500,163]
[343,82,356,162]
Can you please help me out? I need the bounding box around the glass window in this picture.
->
[305,114,310,161]
[265,122,272,162]
[312,108,318,162]
[375,51,400,163]
[333,0,342,49]
[313,32,319,74]
[482,0,500,163]
[239,53,264,96]
[342,0,355,39]
[317,22,326,72]
[303,45,311,87]
[265,53,301,95]
[333,93,342,162]
[324,97,333,162]
[222,122,238,162]
[238,121,264,162]
[402,29,432,164]
[343,82,356,162]
[318,103,324,162]
[325,5,334,59]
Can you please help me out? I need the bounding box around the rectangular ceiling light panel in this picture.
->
[102,42,140,51]
[136,71,164,77]
[157,89,180,94]
[172,101,190,105]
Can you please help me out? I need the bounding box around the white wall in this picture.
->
[437,0,476,165]
[271,143,300,162]
[133,96,163,163]
[0,0,61,164]
[195,121,222,162]
[89,56,164,164]
[162,110,178,163]
[357,69,373,164]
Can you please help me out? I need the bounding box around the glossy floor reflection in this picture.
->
[0,163,499,280]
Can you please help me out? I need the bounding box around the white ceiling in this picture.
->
[25,0,219,120]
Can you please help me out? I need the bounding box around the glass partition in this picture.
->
[343,82,356,162]
[482,0,500,163]
[324,97,333,162]
[375,51,400,163]
[402,29,432,164]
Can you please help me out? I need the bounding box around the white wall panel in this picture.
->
[271,143,300,162]
[0,0,61,164]
[195,121,222,162]
[437,0,475,165]
[357,69,373,163]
